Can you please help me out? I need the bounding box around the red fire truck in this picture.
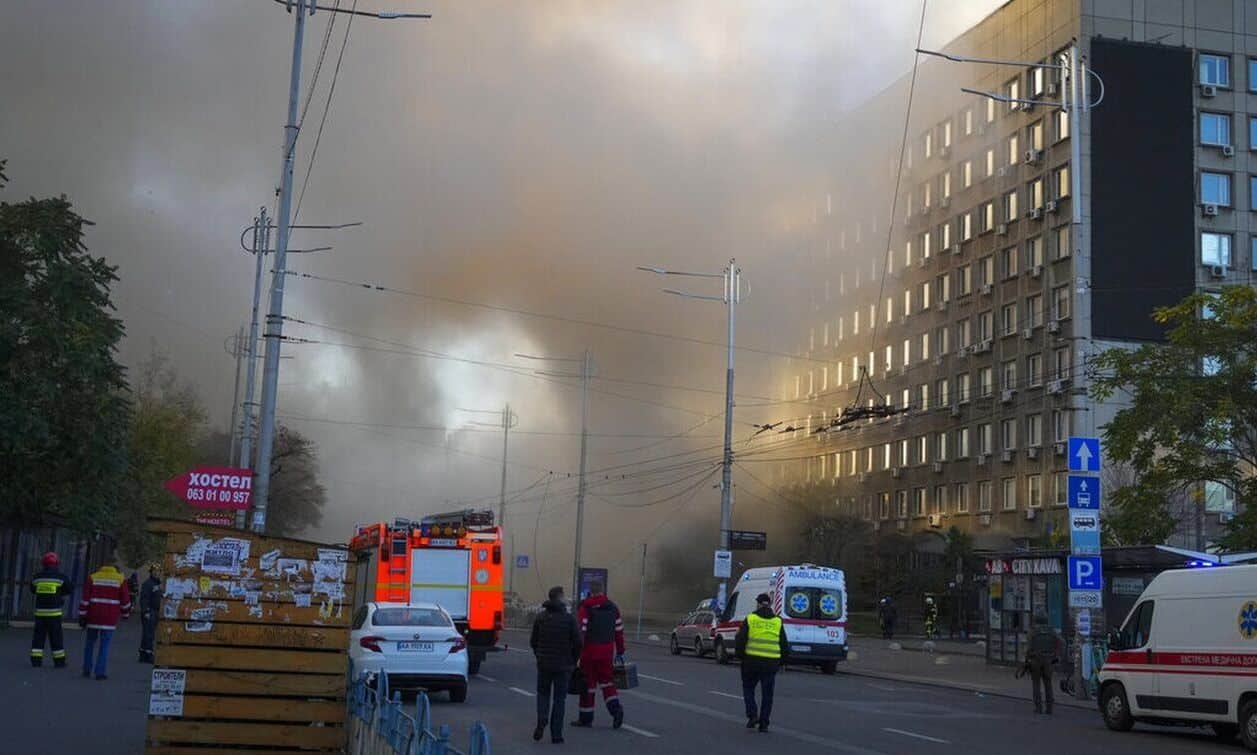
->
[350,509,504,674]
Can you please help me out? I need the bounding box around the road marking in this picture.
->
[867,683,897,692]
[476,674,498,682]
[882,728,948,744]
[638,674,683,686]
[508,687,536,697]
[624,690,886,754]
[709,691,742,700]
[620,724,660,738]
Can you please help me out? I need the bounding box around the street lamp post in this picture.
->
[638,261,742,611]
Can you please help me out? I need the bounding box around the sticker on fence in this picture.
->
[150,669,186,716]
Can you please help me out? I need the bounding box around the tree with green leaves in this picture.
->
[0,160,131,535]
[1090,286,1257,550]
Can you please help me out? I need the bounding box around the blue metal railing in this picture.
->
[347,671,491,755]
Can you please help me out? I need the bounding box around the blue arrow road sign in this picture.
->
[1068,475,1101,510]
[1068,437,1101,472]
[1068,556,1104,591]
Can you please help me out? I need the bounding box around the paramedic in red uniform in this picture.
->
[572,580,625,729]
[78,562,131,680]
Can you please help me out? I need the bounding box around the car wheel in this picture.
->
[820,660,838,675]
[670,634,681,655]
[449,684,468,703]
[1211,723,1239,741]
[715,638,730,665]
[1241,699,1257,752]
[1100,683,1134,732]
[695,637,705,657]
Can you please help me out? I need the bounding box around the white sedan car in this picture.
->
[349,602,469,702]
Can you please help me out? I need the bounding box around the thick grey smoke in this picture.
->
[2,0,1001,602]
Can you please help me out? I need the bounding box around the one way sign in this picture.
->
[1068,437,1101,472]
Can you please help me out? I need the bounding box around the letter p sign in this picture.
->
[1067,556,1103,591]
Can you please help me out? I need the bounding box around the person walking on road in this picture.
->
[572,580,626,730]
[923,596,939,640]
[876,596,897,640]
[531,586,582,744]
[1025,617,1062,714]
[735,593,789,733]
[78,562,131,680]
[29,552,72,668]
[137,565,162,663]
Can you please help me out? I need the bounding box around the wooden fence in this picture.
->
[144,519,355,753]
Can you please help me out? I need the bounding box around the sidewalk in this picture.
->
[0,619,148,754]
[844,636,1095,711]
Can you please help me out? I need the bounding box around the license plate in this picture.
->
[793,645,812,652]
[396,641,434,653]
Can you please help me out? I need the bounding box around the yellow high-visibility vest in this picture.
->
[744,613,783,659]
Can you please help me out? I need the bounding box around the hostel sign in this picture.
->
[164,466,253,510]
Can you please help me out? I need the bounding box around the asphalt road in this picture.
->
[422,629,1243,755]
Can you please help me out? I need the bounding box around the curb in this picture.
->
[837,666,1096,711]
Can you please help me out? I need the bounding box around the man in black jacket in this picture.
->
[137,565,162,663]
[531,586,582,744]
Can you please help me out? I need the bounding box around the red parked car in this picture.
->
[670,609,718,658]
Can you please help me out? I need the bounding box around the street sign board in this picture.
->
[728,530,767,551]
[1067,475,1100,510]
[714,550,732,579]
[1069,590,1102,609]
[164,466,253,510]
[1067,437,1101,472]
[1070,510,1102,556]
[1076,608,1092,637]
[193,511,236,528]
[515,555,529,569]
[1068,555,1104,591]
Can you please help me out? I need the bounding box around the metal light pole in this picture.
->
[516,351,594,603]
[250,0,426,533]
[226,326,246,466]
[638,261,742,611]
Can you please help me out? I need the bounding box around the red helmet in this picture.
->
[41,552,59,568]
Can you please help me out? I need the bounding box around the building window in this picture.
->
[1201,112,1231,146]
[1028,474,1043,508]
[919,380,930,410]
[984,148,995,178]
[937,376,950,405]
[956,427,970,457]
[1001,246,1018,278]
[1250,177,1257,210]
[1200,53,1230,87]
[1001,303,1018,336]
[1249,59,1257,91]
[896,490,908,519]
[921,281,931,310]
[1251,237,1257,271]
[1028,178,1044,209]
[1053,347,1071,382]
[933,486,947,515]
[1004,188,1019,220]
[962,160,973,188]
[942,120,953,149]
[935,430,948,461]
[1250,117,1257,150]
[1027,294,1043,327]
[1028,120,1044,151]
[1001,418,1017,450]
[1001,359,1017,391]
[899,439,909,467]
[879,492,890,520]
[956,482,970,513]
[922,230,932,258]
[957,265,972,296]
[1054,472,1068,506]
[1027,414,1043,446]
[979,310,993,341]
[1201,172,1232,206]
[916,435,928,464]
[942,171,952,200]
[957,373,971,402]
[1054,225,1071,259]
[1055,108,1069,141]
[980,255,994,285]
[1202,232,1232,266]
[963,107,974,136]
[1002,477,1017,510]
[1027,235,1044,267]
[1054,164,1071,198]
[1027,352,1042,385]
[1052,285,1071,320]
[986,97,996,123]
[1006,134,1020,167]
[978,480,993,512]
[1052,409,1068,442]
[923,131,933,159]
[1005,77,1021,113]
[978,422,992,454]
[913,488,926,518]
[961,212,973,240]
[981,201,995,232]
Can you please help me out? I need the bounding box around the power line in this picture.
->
[294,0,357,222]
[275,412,718,440]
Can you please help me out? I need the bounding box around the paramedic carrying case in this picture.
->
[613,660,639,690]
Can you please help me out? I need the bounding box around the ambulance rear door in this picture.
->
[410,548,471,620]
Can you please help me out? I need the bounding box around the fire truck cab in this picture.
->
[351,510,504,674]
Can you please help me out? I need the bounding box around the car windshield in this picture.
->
[784,587,844,621]
[372,607,451,627]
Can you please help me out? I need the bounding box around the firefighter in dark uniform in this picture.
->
[138,565,162,663]
[29,552,71,668]
[735,593,789,733]
[1025,617,1062,714]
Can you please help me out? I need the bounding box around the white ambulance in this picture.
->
[713,564,848,674]
[1098,563,1257,750]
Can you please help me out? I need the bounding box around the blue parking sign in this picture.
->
[1067,475,1100,510]
[1068,437,1101,472]
[1067,556,1103,591]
